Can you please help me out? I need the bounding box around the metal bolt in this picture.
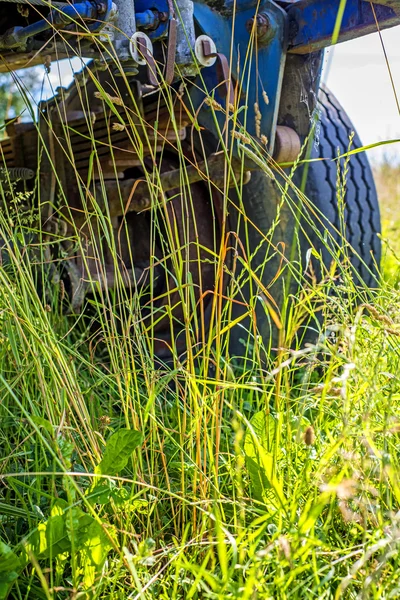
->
[96,2,107,13]
[246,13,272,42]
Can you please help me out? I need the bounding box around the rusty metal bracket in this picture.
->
[130,32,159,86]
[198,37,235,101]
[164,17,177,84]
[94,153,243,219]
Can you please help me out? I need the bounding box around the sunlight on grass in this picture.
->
[0,19,398,600]
[374,160,400,283]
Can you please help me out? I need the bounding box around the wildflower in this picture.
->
[336,479,357,500]
[338,500,362,524]
[278,536,291,561]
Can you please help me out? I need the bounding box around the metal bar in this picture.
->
[0,20,52,49]
[175,0,197,71]
[0,0,68,5]
[113,0,136,45]
[51,2,98,24]
[193,0,288,152]
[0,2,101,48]
[96,153,241,219]
[286,0,400,54]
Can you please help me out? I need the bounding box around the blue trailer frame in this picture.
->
[0,0,398,158]
[189,0,400,155]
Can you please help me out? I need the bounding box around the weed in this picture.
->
[0,30,398,600]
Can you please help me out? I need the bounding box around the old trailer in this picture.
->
[0,0,396,356]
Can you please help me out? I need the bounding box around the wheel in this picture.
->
[0,73,380,363]
[226,85,381,358]
[301,84,381,288]
[0,68,225,362]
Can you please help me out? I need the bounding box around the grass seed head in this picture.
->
[205,97,223,111]
[262,90,269,105]
[303,425,315,446]
[254,102,262,138]
[99,415,111,430]
[232,130,251,144]
[94,91,124,106]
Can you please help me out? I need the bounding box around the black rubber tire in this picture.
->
[227,85,381,358]
[302,85,381,287]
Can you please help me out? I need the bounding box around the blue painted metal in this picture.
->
[8,21,53,46]
[0,1,106,48]
[2,0,400,153]
[135,10,160,30]
[286,0,400,53]
[191,0,288,155]
[194,0,262,14]
[89,0,113,33]
[52,0,114,34]
[135,0,169,38]
[52,2,99,24]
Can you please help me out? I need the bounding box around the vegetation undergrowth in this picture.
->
[0,39,399,600]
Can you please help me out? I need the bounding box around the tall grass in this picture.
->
[0,21,399,599]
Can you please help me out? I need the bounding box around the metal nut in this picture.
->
[246,13,272,43]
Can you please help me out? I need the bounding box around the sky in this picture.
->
[40,23,400,164]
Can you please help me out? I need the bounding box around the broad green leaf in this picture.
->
[0,541,20,574]
[57,437,74,469]
[30,415,53,435]
[65,507,113,588]
[44,515,70,557]
[95,429,143,476]
[246,411,277,454]
[27,501,113,590]
[0,541,20,599]
[65,507,85,546]
[87,482,114,505]
[0,502,35,519]
[111,487,130,506]
[244,411,285,507]
[27,500,70,559]
[298,491,333,534]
